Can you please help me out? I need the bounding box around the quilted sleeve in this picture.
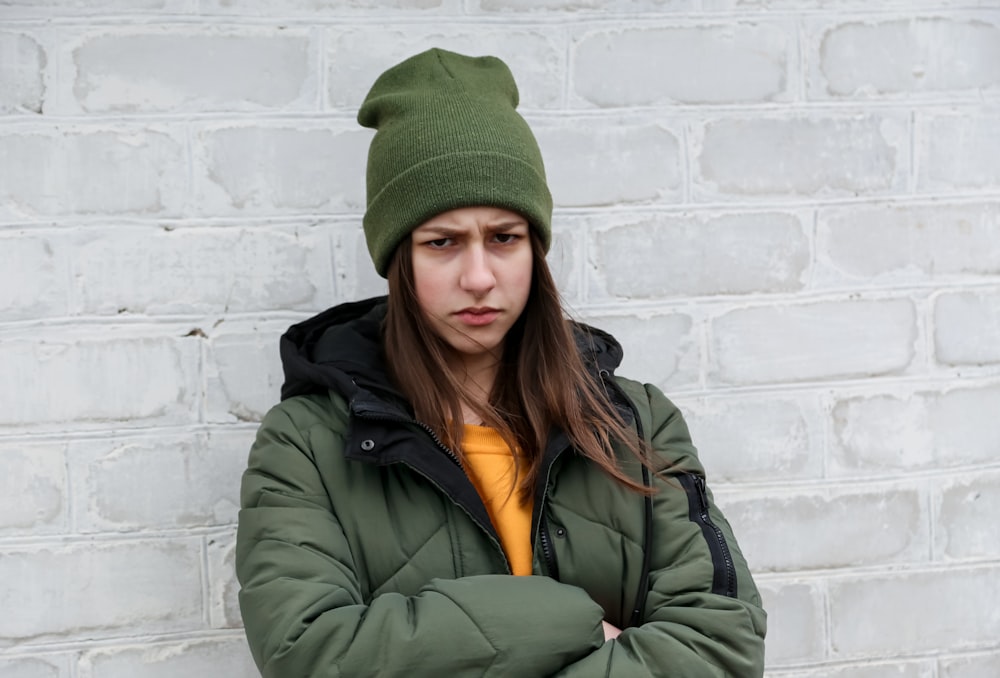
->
[551,382,767,677]
[236,401,606,678]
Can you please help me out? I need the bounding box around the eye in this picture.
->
[423,237,452,249]
[493,232,520,244]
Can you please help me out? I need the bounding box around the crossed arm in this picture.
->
[236,392,765,677]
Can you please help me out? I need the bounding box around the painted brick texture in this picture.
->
[1,3,998,677]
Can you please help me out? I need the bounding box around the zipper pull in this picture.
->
[694,475,710,512]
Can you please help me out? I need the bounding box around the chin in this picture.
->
[446,333,504,358]
[454,340,502,357]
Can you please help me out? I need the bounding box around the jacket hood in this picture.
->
[278,295,625,404]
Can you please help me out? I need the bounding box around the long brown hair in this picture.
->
[384,231,653,499]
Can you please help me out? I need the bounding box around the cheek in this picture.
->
[411,260,448,315]
[512,254,533,302]
[413,278,435,315]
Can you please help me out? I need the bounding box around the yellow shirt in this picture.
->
[461,424,534,576]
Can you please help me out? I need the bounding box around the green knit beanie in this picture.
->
[358,48,553,277]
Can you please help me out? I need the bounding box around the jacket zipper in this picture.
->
[532,427,574,581]
[353,407,512,573]
[690,473,737,598]
[537,508,559,580]
[414,419,464,469]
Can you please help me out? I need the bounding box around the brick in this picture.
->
[476,0,695,9]
[0,232,68,321]
[0,0,174,13]
[829,566,1000,655]
[70,431,249,532]
[578,312,699,391]
[817,203,1000,283]
[706,0,993,6]
[711,299,917,385]
[940,653,1000,678]
[934,290,1000,365]
[767,662,933,678]
[331,222,388,300]
[696,114,907,198]
[0,657,66,678]
[536,121,682,207]
[831,384,1000,474]
[0,32,45,113]
[547,227,583,305]
[810,18,1000,98]
[72,225,332,315]
[0,332,200,428]
[200,0,447,13]
[0,441,67,535]
[573,24,789,106]
[936,471,1000,560]
[80,637,256,678]
[919,113,1000,191]
[0,128,185,219]
[724,486,927,572]
[205,326,286,423]
[72,30,313,113]
[206,529,241,629]
[680,394,823,483]
[0,540,203,641]
[194,124,369,214]
[590,212,808,299]
[757,581,824,665]
[327,28,564,110]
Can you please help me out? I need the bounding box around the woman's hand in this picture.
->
[602,621,622,642]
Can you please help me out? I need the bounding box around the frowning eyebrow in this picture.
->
[416,220,528,237]
[488,220,529,231]
[415,225,462,238]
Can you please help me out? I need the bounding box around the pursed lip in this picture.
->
[453,306,501,326]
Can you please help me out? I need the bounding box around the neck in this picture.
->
[448,350,501,425]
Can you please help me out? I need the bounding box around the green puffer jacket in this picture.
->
[236,297,766,677]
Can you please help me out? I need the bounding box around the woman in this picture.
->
[236,48,766,677]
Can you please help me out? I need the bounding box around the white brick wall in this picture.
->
[1,2,997,676]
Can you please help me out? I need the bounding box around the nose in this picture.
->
[459,245,496,296]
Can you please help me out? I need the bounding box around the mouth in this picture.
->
[454,307,501,326]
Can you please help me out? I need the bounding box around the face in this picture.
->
[410,206,533,368]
